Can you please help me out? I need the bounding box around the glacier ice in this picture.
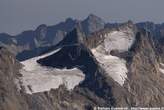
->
[91,28,135,86]
[16,48,85,94]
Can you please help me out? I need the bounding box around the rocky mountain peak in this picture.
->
[57,27,85,46]
[65,17,76,24]
[87,14,102,21]
[84,20,136,50]
[36,24,47,30]
[35,24,48,40]
[117,21,136,31]
[81,14,105,35]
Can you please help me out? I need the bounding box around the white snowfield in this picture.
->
[16,48,85,94]
[92,28,135,86]
[159,63,164,74]
[104,28,135,53]
[92,47,127,86]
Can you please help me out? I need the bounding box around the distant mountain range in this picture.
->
[0,14,164,58]
[0,14,105,56]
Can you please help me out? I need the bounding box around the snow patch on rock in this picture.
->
[159,63,164,74]
[17,48,85,94]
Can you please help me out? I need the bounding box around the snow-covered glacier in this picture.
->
[104,28,135,53]
[16,48,85,94]
[91,27,135,86]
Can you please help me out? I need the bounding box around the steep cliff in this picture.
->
[0,47,29,110]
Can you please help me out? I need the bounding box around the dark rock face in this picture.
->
[16,46,51,61]
[37,44,116,107]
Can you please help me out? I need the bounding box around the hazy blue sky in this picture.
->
[0,0,163,35]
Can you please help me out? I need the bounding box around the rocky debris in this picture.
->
[0,47,29,110]
[122,30,164,106]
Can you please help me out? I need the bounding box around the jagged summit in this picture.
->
[36,24,47,29]
[65,17,76,24]
[84,20,136,50]
[56,27,86,47]
[87,14,103,21]
[81,14,105,35]
[35,24,48,47]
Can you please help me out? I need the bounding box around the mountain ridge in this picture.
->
[1,14,164,109]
